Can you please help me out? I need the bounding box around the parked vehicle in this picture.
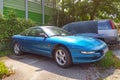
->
[63,19,119,44]
[12,26,108,68]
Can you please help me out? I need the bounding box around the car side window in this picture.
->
[20,28,31,36]
[28,28,45,37]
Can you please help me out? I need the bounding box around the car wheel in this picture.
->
[54,47,72,68]
[14,43,22,55]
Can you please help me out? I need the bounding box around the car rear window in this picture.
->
[98,20,112,30]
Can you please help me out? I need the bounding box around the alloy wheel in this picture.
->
[55,49,67,66]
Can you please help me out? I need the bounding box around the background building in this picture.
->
[0,0,56,25]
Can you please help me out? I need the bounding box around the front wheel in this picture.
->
[14,43,23,55]
[54,47,72,68]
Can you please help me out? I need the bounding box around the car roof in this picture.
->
[30,26,58,29]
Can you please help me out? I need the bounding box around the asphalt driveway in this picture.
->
[2,50,120,80]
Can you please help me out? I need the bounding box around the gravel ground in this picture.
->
[1,50,120,80]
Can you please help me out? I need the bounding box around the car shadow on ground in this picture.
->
[7,52,116,80]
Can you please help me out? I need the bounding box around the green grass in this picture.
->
[3,7,50,24]
[94,51,120,69]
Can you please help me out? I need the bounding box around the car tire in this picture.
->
[13,43,23,55]
[54,47,72,68]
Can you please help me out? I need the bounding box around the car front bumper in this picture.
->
[69,47,108,63]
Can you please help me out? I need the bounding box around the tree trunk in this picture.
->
[62,0,64,13]
[90,15,95,20]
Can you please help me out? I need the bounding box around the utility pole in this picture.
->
[0,0,3,15]
[41,0,45,25]
[25,0,28,20]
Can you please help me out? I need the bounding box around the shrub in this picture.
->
[0,11,36,43]
[0,62,9,79]
[0,50,13,57]
[0,11,36,51]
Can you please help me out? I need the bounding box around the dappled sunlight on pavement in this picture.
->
[1,54,120,80]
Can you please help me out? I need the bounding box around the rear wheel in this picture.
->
[14,43,23,55]
[54,47,72,68]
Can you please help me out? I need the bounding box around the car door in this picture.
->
[24,28,50,56]
[18,28,32,52]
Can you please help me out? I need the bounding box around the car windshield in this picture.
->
[42,27,71,37]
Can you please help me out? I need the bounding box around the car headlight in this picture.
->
[81,51,95,54]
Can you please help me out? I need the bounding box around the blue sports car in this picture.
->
[12,26,108,68]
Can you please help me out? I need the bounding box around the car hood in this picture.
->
[51,36,106,50]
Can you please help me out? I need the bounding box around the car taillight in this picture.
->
[110,20,115,29]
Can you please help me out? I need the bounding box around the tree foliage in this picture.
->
[53,0,120,27]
